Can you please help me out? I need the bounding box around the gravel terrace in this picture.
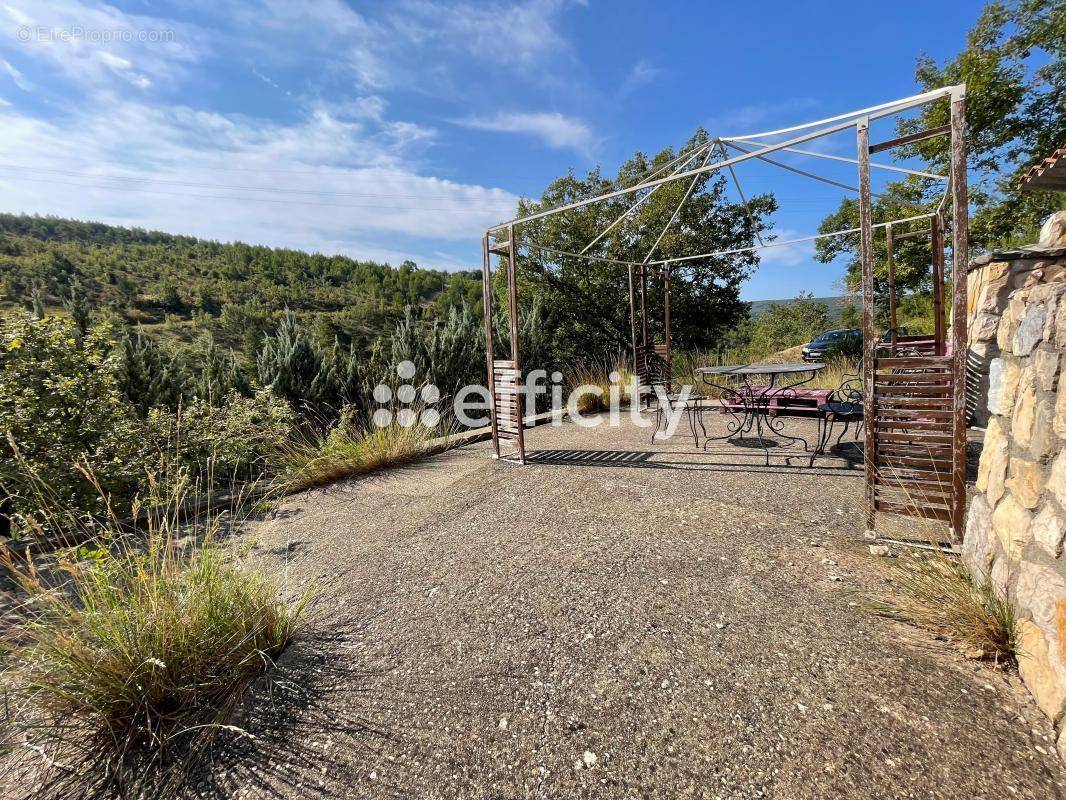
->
[212,414,1066,799]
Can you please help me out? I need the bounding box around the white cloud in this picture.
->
[388,0,572,69]
[456,111,594,154]
[0,99,519,264]
[0,0,589,266]
[226,0,581,95]
[757,228,817,267]
[620,58,660,95]
[0,58,31,91]
[0,0,204,93]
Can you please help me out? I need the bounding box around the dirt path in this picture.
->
[211,417,1066,799]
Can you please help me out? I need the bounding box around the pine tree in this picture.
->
[257,310,324,416]
[199,334,249,404]
[64,276,93,335]
[117,331,189,416]
[29,284,45,319]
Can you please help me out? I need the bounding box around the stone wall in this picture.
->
[963,217,1066,756]
[965,235,1066,426]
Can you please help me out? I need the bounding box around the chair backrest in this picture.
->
[830,366,863,405]
[636,344,671,389]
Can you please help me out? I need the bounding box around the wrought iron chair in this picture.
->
[809,368,864,466]
[641,348,707,446]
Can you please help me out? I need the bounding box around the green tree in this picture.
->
[816,0,1064,294]
[64,276,93,335]
[198,334,249,404]
[0,314,141,520]
[116,331,189,417]
[513,130,776,364]
[29,283,45,319]
[747,293,832,356]
[257,311,325,418]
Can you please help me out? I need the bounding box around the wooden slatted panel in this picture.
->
[870,354,962,533]
[492,359,524,456]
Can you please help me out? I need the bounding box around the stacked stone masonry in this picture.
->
[964,211,1066,760]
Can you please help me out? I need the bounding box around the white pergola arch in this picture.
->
[482,85,969,540]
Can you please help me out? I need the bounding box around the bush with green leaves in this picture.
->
[0,312,295,535]
[140,391,293,490]
[746,292,832,357]
[0,313,142,521]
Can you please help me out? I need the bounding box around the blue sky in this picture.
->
[0,0,982,300]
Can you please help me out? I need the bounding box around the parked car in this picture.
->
[801,329,861,361]
[879,326,911,342]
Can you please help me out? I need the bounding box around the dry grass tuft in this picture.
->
[0,471,310,799]
[275,409,453,494]
[866,550,1017,665]
[567,358,634,414]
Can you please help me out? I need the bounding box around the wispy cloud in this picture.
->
[455,111,594,154]
[230,0,581,95]
[704,98,820,139]
[620,58,660,95]
[0,0,204,93]
[757,228,817,267]
[0,0,590,266]
[0,98,519,263]
[0,58,32,91]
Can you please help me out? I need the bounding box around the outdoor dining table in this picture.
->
[695,362,826,465]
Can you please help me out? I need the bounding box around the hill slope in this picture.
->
[0,213,480,356]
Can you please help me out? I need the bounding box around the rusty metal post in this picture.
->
[481,233,499,458]
[931,214,946,356]
[628,264,638,371]
[640,264,649,350]
[857,117,877,532]
[886,223,897,355]
[505,224,526,464]
[662,264,671,363]
[949,88,969,541]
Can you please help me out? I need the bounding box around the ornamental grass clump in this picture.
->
[866,549,1017,665]
[0,472,310,799]
[567,358,634,414]
[275,405,454,494]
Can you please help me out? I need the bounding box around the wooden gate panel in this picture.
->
[870,355,963,536]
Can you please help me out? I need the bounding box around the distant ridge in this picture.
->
[747,295,858,318]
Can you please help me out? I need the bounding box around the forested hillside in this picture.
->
[0,213,483,358]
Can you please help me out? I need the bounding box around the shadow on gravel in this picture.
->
[526,448,867,476]
[190,628,394,799]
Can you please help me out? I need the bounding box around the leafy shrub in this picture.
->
[745,292,832,357]
[0,314,142,520]
[140,391,293,493]
[0,313,294,536]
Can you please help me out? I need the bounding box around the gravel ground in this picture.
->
[206,415,1066,799]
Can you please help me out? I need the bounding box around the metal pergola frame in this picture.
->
[481,85,969,539]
